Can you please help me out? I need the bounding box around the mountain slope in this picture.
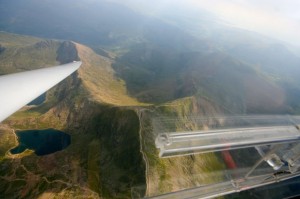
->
[114,46,289,113]
[75,43,145,106]
[0,32,59,75]
[1,0,300,197]
[138,96,227,197]
[1,0,300,115]
[0,32,146,199]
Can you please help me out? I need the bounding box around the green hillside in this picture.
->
[0,32,146,199]
[2,0,300,114]
[114,43,294,114]
[1,0,300,197]
[0,31,230,199]
[0,32,60,75]
[138,96,227,197]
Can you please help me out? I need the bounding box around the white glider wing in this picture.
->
[0,61,81,122]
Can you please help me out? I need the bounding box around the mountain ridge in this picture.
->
[0,33,146,198]
[1,0,300,196]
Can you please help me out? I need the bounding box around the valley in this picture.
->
[0,1,300,198]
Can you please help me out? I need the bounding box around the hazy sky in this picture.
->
[112,0,300,46]
[191,0,300,45]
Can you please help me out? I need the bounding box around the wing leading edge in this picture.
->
[0,61,82,123]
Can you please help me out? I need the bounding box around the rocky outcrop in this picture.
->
[56,41,80,64]
[33,40,56,49]
[0,44,5,53]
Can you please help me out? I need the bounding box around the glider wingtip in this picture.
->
[69,61,82,70]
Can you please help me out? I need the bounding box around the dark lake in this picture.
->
[10,129,71,156]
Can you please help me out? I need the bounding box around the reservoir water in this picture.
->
[10,129,71,156]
